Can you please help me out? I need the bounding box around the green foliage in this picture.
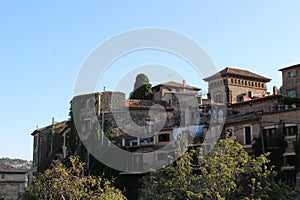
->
[23,156,126,200]
[252,129,289,181]
[66,100,89,163]
[140,149,202,200]
[21,186,38,200]
[130,73,153,100]
[140,138,297,200]
[67,100,79,157]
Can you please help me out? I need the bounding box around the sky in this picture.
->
[1,1,300,160]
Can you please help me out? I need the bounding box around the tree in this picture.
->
[140,138,297,200]
[130,73,153,100]
[22,156,126,200]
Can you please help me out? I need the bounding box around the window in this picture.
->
[158,133,170,142]
[244,126,252,145]
[284,155,295,166]
[285,125,297,136]
[290,70,297,77]
[285,70,297,78]
[263,127,279,148]
[1,174,5,179]
[288,90,296,98]
[214,92,223,103]
[130,140,138,146]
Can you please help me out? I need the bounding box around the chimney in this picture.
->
[183,80,186,91]
[273,86,278,95]
[183,80,186,87]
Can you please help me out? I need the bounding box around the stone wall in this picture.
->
[0,173,26,200]
[224,117,261,146]
[280,66,300,98]
[208,77,268,104]
[261,108,300,128]
[100,91,125,112]
[231,95,283,115]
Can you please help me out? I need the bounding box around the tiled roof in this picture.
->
[278,63,300,71]
[125,99,153,108]
[31,120,69,136]
[152,81,200,91]
[231,95,283,107]
[226,113,261,124]
[125,100,173,109]
[203,67,271,82]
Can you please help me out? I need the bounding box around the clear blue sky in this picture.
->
[1,1,300,160]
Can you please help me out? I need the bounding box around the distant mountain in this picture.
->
[0,158,32,171]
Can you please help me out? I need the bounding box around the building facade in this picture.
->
[0,165,27,200]
[203,67,271,104]
[279,63,300,98]
[31,120,69,173]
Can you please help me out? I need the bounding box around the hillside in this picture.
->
[0,157,32,171]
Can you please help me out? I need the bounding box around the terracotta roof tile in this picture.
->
[203,67,271,82]
[125,99,153,108]
[152,81,200,90]
[278,63,300,71]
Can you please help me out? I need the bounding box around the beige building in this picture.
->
[203,67,271,104]
[0,165,27,200]
[152,80,201,103]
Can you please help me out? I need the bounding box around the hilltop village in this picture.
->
[30,64,300,199]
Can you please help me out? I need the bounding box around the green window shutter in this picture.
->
[288,90,296,98]
[284,72,289,78]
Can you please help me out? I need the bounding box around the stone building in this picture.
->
[31,120,69,174]
[219,65,300,186]
[32,69,300,197]
[203,67,271,104]
[279,63,300,98]
[152,80,201,102]
[0,165,27,200]
[261,109,300,168]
